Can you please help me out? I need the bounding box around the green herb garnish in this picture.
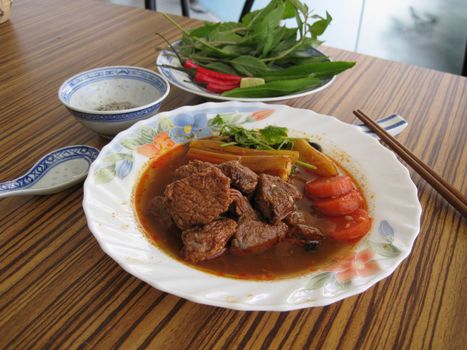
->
[210,115,316,170]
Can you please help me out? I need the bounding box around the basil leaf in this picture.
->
[270,35,297,54]
[241,9,261,25]
[288,0,307,15]
[256,61,356,77]
[268,27,297,53]
[283,1,296,19]
[230,56,270,76]
[196,43,237,58]
[308,11,333,40]
[208,29,243,43]
[202,62,239,75]
[189,22,219,38]
[220,45,250,56]
[216,22,246,32]
[252,2,285,56]
[295,11,303,38]
[243,0,276,27]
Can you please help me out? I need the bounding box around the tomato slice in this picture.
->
[313,190,362,216]
[322,209,372,241]
[305,176,355,198]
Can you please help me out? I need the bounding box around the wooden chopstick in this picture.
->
[353,109,467,217]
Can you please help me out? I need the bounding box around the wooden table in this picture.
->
[1,1,466,349]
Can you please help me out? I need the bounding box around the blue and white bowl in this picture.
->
[58,66,170,137]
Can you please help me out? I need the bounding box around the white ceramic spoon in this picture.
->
[0,145,99,198]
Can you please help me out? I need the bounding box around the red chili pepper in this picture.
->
[194,71,229,85]
[182,59,242,92]
[183,60,199,69]
[197,66,242,83]
[206,81,239,93]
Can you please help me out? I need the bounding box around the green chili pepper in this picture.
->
[257,61,356,78]
[222,76,322,98]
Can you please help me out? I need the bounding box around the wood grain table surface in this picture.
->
[1,0,466,349]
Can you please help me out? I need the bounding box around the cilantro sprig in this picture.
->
[210,115,316,170]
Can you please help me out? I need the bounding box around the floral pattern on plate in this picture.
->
[287,220,402,304]
[93,108,274,183]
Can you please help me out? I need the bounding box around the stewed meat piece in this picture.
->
[217,161,258,194]
[231,218,288,254]
[284,210,307,226]
[289,224,323,241]
[285,210,324,242]
[229,189,258,220]
[230,188,288,254]
[149,196,174,230]
[174,160,258,195]
[182,218,237,262]
[164,167,232,230]
[255,174,302,223]
[173,160,214,180]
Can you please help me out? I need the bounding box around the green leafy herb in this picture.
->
[308,11,333,40]
[222,76,322,98]
[256,61,356,78]
[260,125,289,145]
[157,0,356,98]
[210,115,316,169]
[230,56,270,76]
[202,62,240,75]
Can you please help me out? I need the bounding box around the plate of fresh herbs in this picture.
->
[155,0,356,101]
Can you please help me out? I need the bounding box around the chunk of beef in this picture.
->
[290,224,323,241]
[285,210,324,242]
[173,160,214,180]
[284,210,305,226]
[182,218,237,263]
[255,174,302,223]
[149,196,174,230]
[231,218,288,254]
[229,189,258,220]
[217,161,258,194]
[164,167,232,230]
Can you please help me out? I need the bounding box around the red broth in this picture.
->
[134,143,365,280]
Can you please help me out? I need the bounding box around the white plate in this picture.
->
[156,44,335,102]
[83,102,421,311]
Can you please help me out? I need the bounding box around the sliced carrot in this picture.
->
[305,175,355,198]
[322,209,372,241]
[313,190,362,216]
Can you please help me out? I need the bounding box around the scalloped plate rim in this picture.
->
[83,101,422,311]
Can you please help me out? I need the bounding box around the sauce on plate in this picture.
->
[134,143,366,280]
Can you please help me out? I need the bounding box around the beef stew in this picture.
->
[134,139,370,280]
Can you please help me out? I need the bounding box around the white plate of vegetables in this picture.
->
[156,0,355,101]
